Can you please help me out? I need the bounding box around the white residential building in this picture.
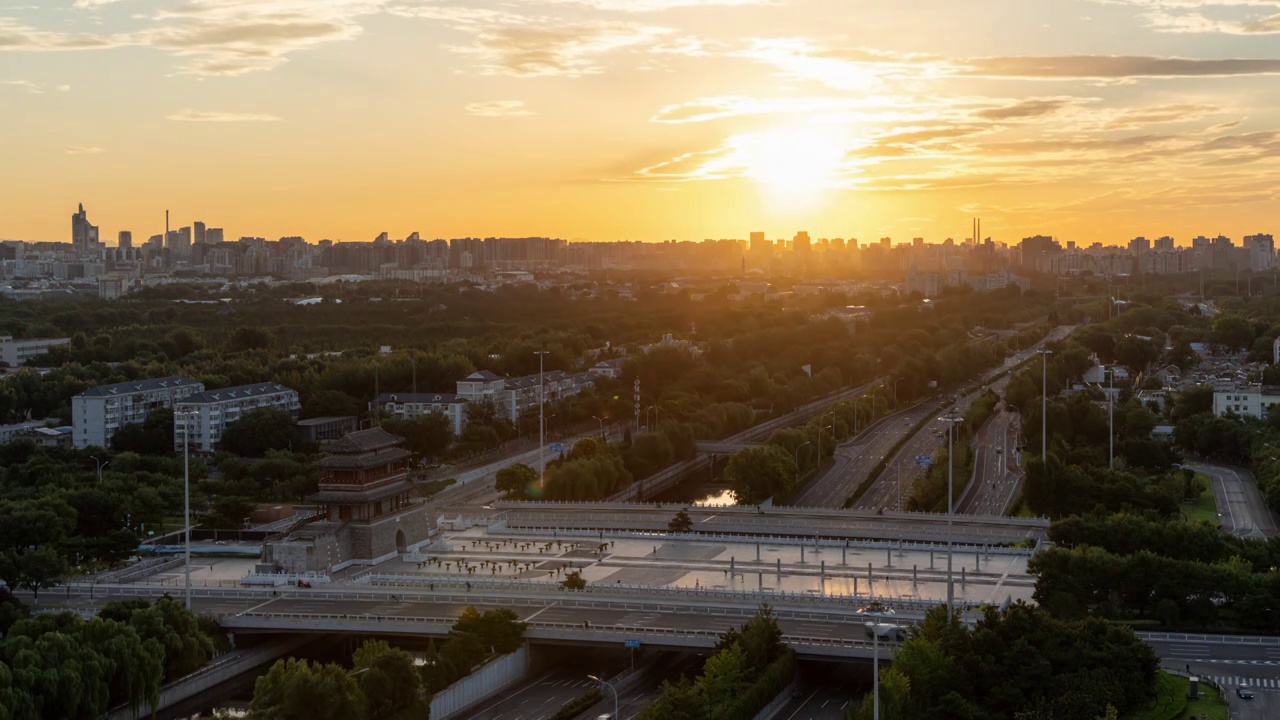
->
[456,369,597,424]
[1213,385,1280,419]
[374,392,468,435]
[173,382,301,453]
[0,335,70,367]
[73,376,205,449]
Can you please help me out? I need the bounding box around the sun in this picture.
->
[739,126,847,208]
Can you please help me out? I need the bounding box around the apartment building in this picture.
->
[374,392,468,435]
[456,369,597,424]
[73,376,205,449]
[0,335,70,366]
[1213,385,1280,419]
[173,382,301,453]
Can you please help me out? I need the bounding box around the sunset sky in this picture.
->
[3,0,1280,245]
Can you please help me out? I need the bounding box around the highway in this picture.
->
[956,409,1021,516]
[431,428,624,506]
[466,647,629,720]
[792,326,1070,511]
[1187,462,1279,538]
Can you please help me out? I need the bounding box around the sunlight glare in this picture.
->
[740,126,847,208]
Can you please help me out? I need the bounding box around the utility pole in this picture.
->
[1108,366,1114,470]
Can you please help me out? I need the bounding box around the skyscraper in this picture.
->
[117,231,132,249]
[71,203,99,252]
[206,228,224,244]
[749,231,768,253]
[194,221,207,245]
[793,231,811,252]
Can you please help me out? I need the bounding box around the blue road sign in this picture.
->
[624,639,641,649]
[550,442,564,453]
[916,455,932,466]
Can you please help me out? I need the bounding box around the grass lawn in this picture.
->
[1128,672,1230,720]
[1182,474,1221,527]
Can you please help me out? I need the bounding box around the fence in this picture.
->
[95,556,184,584]
[431,645,530,719]
[240,571,332,587]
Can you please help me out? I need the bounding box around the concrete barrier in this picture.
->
[430,645,530,720]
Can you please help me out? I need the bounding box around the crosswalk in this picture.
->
[1205,675,1280,689]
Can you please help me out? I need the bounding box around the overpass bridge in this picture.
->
[695,441,761,454]
[446,501,1051,546]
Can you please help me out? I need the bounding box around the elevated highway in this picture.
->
[452,501,1050,546]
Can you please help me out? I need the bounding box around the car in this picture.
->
[864,622,907,642]
[856,602,895,616]
[995,448,1003,454]
[1237,686,1254,700]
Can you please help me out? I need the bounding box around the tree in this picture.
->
[495,463,537,498]
[451,607,525,655]
[15,546,66,600]
[561,570,587,591]
[249,657,366,720]
[101,596,215,681]
[724,445,797,505]
[228,326,275,353]
[111,407,175,455]
[221,408,298,458]
[668,510,693,533]
[351,640,429,720]
[1211,314,1254,352]
[302,390,359,419]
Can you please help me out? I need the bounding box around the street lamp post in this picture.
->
[592,416,605,438]
[535,351,549,489]
[176,408,194,610]
[1037,349,1053,458]
[90,456,108,483]
[940,411,963,618]
[588,675,618,720]
[871,608,882,720]
[795,441,812,483]
[1107,366,1114,470]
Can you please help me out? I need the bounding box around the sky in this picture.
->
[3,0,1280,245]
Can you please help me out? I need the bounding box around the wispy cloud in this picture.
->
[1094,0,1280,35]
[65,145,103,154]
[451,20,670,76]
[465,100,534,117]
[0,79,43,93]
[166,109,282,122]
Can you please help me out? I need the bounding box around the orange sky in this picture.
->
[3,0,1280,245]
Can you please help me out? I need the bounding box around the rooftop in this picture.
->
[77,376,203,398]
[463,370,502,382]
[178,382,296,405]
[297,416,357,427]
[377,392,467,405]
[326,426,404,454]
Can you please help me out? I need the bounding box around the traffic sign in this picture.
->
[916,455,932,466]
[624,639,641,649]
[550,443,564,453]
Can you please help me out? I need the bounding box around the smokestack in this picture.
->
[166,210,169,239]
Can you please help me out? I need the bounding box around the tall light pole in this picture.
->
[940,411,963,617]
[592,415,604,438]
[90,455,108,483]
[588,675,618,720]
[795,441,812,483]
[535,350,549,489]
[818,411,835,459]
[870,607,882,720]
[1037,349,1053,458]
[1107,366,1114,470]
[178,408,194,610]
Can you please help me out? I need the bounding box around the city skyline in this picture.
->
[4,1,1280,243]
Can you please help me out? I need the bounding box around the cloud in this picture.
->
[974,97,1078,120]
[526,0,774,10]
[0,79,42,93]
[960,55,1280,79]
[65,145,103,154]
[1093,0,1280,35]
[452,20,670,76]
[465,100,534,117]
[166,109,283,122]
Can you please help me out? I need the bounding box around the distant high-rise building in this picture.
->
[71,203,99,252]
[793,231,811,252]
[1244,233,1275,270]
[1154,236,1175,251]
[912,237,924,247]
[1019,235,1061,272]
[206,228,224,244]
[117,231,132,249]
[193,221,207,245]
[1129,236,1150,253]
[1192,235,1211,250]
[749,231,768,253]
[1066,241,1076,251]
[879,237,891,249]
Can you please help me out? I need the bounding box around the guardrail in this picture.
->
[493,500,1050,525]
[221,612,895,658]
[487,527,1036,556]
[1137,631,1280,646]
